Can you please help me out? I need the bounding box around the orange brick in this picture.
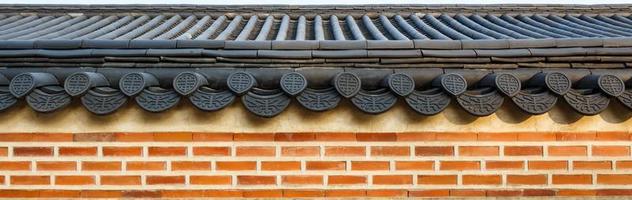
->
[548,146,587,156]
[281,146,319,156]
[450,190,486,196]
[13,147,52,156]
[597,174,632,185]
[315,132,356,141]
[356,133,396,141]
[517,132,556,141]
[234,133,275,141]
[82,161,121,171]
[11,176,50,185]
[418,175,457,185]
[32,133,73,142]
[146,176,185,185]
[190,176,232,185]
[274,133,315,141]
[529,161,567,170]
[507,175,548,185]
[324,146,365,156]
[112,133,153,142]
[237,176,276,185]
[153,132,192,141]
[435,133,477,141]
[148,147,187,156]
[102,147,142,156]
[371,146,410,156]
[596,131,629,141]
[415,146,454,156]
[126,161,165,171]
[0,190,40,198]
[477,133,517,141]
[523,189,556,196]
[283,190,324,197]
[328,175,366,185]
[192,147,230,156]
[372,175,412,185]
[0,161,30,170]
[58,147,97,156]
[459,146,499,156]
[396,132,436,141]
[100,176,141,185]
[617,161,632,169]
[487,190,522,197]
[440,161,480,170]
[242,190,282,198]
[325,190,366,197]
[306,161,345,170]
[192,133,233,141]
[55,176,94,185]
[0,147,6,156]
[261,161,301,171]
[39,190,81,198]
[282,175,323,185]
[486,161,524,170]
[462,175,502,185]
[504,146,542,156]
[37,161,76,171]
[351,161,389,170]
[592,146,630,157]
[409,190,450,197]
[216,161,256,171]
[574,161,612,170]
[235,146,275,157]
[395,161,434,170]
[552,175,592,184]
[171,161,211,171]
[80,190,124,198]
[366,189,407,197]
[556,132,596,141]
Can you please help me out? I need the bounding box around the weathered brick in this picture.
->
[315,132,356,141]
[261,161,301,171]
[372,175,412,185]
[371,146,410,156]
[237,176,276,185]
[189,176,232,185]
[192,133,233,141]
[235,146,275,157]
[325,146,365,156]
[328,175,366,185]
[274,133,315,141]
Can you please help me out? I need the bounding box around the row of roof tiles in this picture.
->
[0,13,632,41]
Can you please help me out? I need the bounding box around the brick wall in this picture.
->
[0,131,631,198]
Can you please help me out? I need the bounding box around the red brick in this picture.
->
[596,131,629,141]
[371,146,410,156]
[283,190,324,197]
[440,161,480,170]
[462,175,502,185]
[552,174,592,184]
[216,161,256,171]
[486,161,524,170]
[100,176,141,185]
[190,176,232,185]
[325,190,366,197]
[418,175,457,185]
[153,132,192,141]
[282,175,323,185]
[459,146,499,156]
[351,161,389,170]
[235,146,275,157]
[409,190,450,197]
[242,190,282,198]
[0,133,32,142]
[171,161,211,171]
[435,133,477,141]
[356,133,396,141]
[13,147,52,156]
[274,133,315,141]
[523,189,556,196]
[324,146,365,156]
[192,147,230,156]
[11,176,50,185]
[261,161,301,171]
[37,161,76,171]
[82,161,121,171]
[477,133,517,141]
[395,161,434,170]
[192,133,233,141]
[507,175,548,185]
[415,146,454,156]
[122,191,161,198]
[529,161,568,170]
[102,147,142,156]
[372,175,412,185]
[126,161,165,171]
[597,189,632,196]
[504,146,542,156]
[55,176,94,185]
[597,174,632,184]
[74,133,114,142]
[146,176,185,185]
[396,132,436,141]
[315,132,356,141]
[592,146,630,157]
[58,147,97,156]
[148,147,187,156]
[281,146,319,156]
[306,161,345,170]
[328,175,366,185]
[574,161,612,170]
[237,176,276,185]
[366,190,407,197]
[234,133,275,141]
[0,161,30,171]
[31,133,73,142]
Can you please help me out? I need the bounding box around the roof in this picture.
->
[0,4,631,117]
